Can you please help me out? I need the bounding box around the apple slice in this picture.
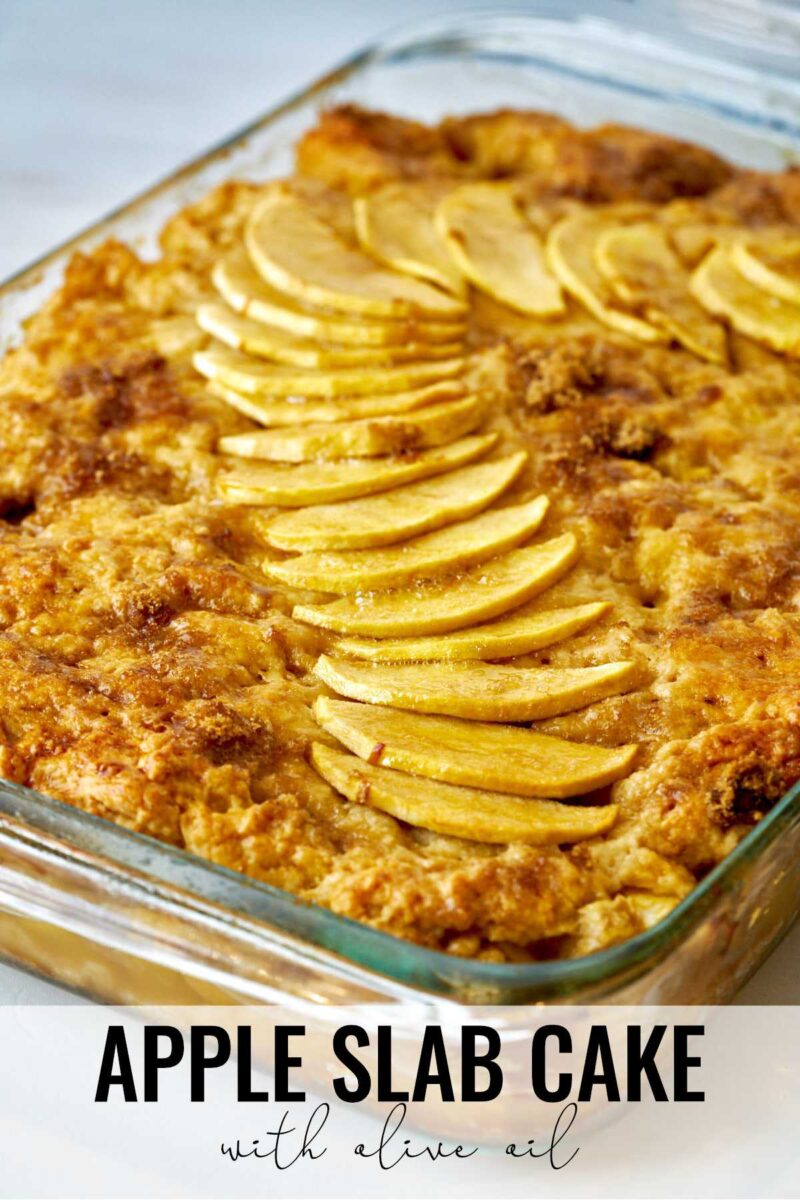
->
[311,743,619,845]
[209,379,465,428]
[216,433,496,507]
[246,185,467,318]
[354,182,466,297]
[193,344,465,397]
[730,234,800,306]
[264,495,549,591]
[196,303,463,368]
[213,250,466,345]
[263,451,527,550]
[665,222,738,268]
[690,246,800,356]
[546,213,665,342]
[314,655,637,721]
[293,535,578,636]
[314,697,637,798]
[595,222,726,363]
[336,602,610,661]
[435,183,565,316]
[216,394,485,462]
[625,892,681,927]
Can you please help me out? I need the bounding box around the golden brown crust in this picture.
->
[298,105,735,203]
[2,105,800,960]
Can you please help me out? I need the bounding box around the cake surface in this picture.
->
[2,105,800,962]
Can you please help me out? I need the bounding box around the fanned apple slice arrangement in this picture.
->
[191,177,794,848]
[691,236,800,356]
[543,211,800,360]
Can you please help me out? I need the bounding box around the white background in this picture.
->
[0,0,798,1008]
[1,1005,799,1199]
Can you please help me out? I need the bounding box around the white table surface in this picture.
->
[0,0,796,1006]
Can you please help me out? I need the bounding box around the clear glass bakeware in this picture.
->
[1,6,799,1006]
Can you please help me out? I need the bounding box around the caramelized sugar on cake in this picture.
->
[2,106,800,962]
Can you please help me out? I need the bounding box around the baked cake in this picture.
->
[2,105,800,962]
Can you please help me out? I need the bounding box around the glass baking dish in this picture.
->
[1,6,800,1006]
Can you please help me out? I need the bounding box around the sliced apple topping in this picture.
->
[311,743,619,845]
[209,379,465,428]
[216,433,496,507]
[314,655,637,721]
[354,182,466,297]
[214,250,466,345]
[294,535,577,636]
[626,892,681,927]
[336,602,610,662]
[263,451,527,550]
[690,245,800,356]
[194,344,465,397]
[730,234,800,307]
[246,185,467,318]
[216,395,485,462]
[200,175,649,838]
[435,182,565,316]
[546,212,665,342]
[197,303,463,369]
[662,221,737,268]
[314,697,637,798]
[264,495,549,591]
[595,222,726,363]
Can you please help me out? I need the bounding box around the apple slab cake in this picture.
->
[2,105,800,963]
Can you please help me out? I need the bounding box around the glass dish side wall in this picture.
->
[1,10,799,1005]
[0,779,798,1005]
